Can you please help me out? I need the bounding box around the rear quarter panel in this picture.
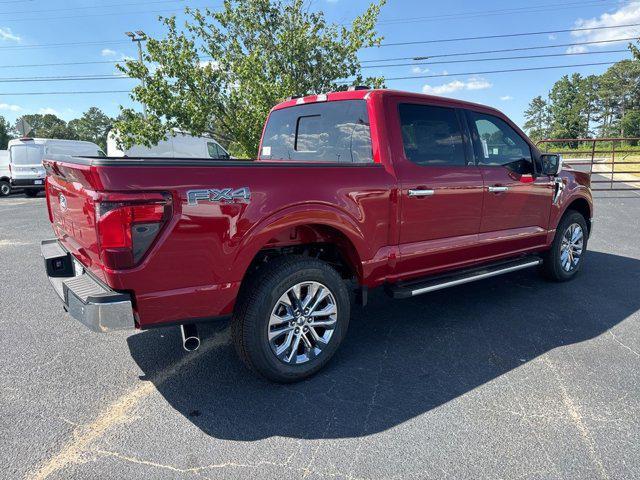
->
[79,162,396,327]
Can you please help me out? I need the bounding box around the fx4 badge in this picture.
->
[187,187,251,206]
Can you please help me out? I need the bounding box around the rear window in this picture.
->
[260,100,373,163]
[10,144,43,165]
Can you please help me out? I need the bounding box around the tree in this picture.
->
[548,73,588,144]
[115,0,386,157]
[630,40,639,61]
[596,61,640,136]
[621,110,640,145]
[523,95,551,141]
[15,114,77,140]
[68,107,112,151]
[0,116,12,149]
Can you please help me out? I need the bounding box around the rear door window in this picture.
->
[10,144,42,165]
[260,100,373,163]
[398,104,468,166]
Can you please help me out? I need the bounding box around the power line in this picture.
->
[360,36,640,63]
[380,61,625,81]
[0,0,188,16]
[0,60,121,69]
[0,60,626,95]
[0,90,131,96]
[375,0,622,25]
[361,49,630,70]
[0,7,189,23]
[0,75,130,83]
[376,23,640,47]
[0,40,129,51]
[0,36,636,70]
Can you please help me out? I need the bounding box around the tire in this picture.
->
[232,256,351,383]
[0,180,10,197]
[541,209,588,282]
[24,189,40,198]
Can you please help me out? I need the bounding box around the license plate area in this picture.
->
[34,180,43,185]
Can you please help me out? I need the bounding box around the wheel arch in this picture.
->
[233,206,369,293]
[562,197,592,234]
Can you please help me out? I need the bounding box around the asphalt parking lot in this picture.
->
[1,191,639,480]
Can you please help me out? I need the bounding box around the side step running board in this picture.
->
[386,257,543,299]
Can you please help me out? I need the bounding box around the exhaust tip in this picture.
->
[180,324,200,352]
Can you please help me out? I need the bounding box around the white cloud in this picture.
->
[0,27,20,42]
[422,77,493,96]
[566,45,588,54]
[101,48,117,57]
[38,107,60,116]
[500,95,514,101]
[570,2,640,51]
[0,103,22,112]
[466,78,492,90]
[411,66,429,74]
[199,59,220,70]
[548,34,557,40]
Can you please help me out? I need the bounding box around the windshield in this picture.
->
[260,100,373,163]
[10,144,43,166]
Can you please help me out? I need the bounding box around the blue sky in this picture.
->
[0,0,638,129]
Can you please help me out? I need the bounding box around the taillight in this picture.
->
[96,193,172,269]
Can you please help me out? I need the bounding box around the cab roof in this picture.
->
[271,88,504,117]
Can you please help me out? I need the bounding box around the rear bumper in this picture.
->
[12,178,45,189]
[41,239,136,332]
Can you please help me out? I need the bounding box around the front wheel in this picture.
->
[0,181,10,197]
[232,256,351,383]
[541,210,588,282]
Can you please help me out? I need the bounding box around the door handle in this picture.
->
[408,189,435,197]
[488,186,509,193]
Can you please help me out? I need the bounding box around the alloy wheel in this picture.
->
[560,223,584,272]
[268,281,338,365]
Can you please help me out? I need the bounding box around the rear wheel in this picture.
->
[232,256,350,383]
[0,181,10,197]
[541,210,588,282]
[24,189,40,198]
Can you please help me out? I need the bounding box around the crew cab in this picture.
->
[41,88,592,382]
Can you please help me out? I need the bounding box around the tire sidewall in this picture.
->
[551,211,588,281]
[246,260,350,382]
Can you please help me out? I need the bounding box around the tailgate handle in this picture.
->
[488,186,509,193]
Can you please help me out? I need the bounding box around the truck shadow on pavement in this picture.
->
[127,250,639,440]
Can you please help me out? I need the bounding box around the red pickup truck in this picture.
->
[41,88,592,382]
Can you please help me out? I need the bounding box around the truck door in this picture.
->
[390,100,484,280]
[465,110,553,254]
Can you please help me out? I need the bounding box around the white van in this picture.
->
[8,138,105,197]
[0,150,10,196]
[107,130,230,159]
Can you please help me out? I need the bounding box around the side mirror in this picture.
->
[540,154,562,176]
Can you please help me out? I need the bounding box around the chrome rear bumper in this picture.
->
[41,239,135,332]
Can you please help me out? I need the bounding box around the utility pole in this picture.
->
[125,31,148,119]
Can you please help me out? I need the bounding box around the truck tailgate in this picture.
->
[45,160,105,282]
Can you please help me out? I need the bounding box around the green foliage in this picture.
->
[16,114,78,140]
[68,107,112,151]
[525,59,640,143]
[621,110,640,144]
[0,115,12,149]
[115,0,386,157]
[631,40,639,61]
[523,96,551,141]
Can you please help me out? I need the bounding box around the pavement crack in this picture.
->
[25,333,229,480]
[608,330,640,358]
[542,356,610,480]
